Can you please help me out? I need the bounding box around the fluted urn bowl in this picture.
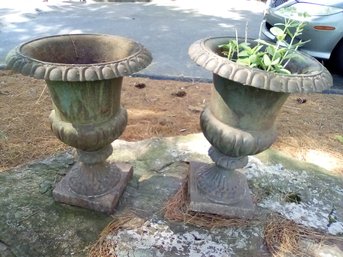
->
[187,37,332,218]
[6,34,152,213]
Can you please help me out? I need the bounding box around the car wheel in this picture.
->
[330,39,343,75]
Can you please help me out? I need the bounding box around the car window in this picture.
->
[271,0,289,7]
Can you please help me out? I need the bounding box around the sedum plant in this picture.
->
[219,19,309,75]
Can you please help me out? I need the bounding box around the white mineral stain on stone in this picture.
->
[305,149,341,172]
[259,200,329,231]
[107,220,233,256]
[175,134,211,157]
[328,222,343,236]
[246,156,343,235]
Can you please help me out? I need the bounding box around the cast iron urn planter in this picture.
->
[6,34,152,213]
[188,37,332,218]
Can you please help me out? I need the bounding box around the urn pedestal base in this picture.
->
[188,161,255,219]
[53,162,133,214]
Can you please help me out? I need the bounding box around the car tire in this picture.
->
[330,39,343,75]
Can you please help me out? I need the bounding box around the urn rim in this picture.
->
[188,36,333,93]
[6,33,153,82]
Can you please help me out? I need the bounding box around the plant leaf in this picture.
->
[237,58,250,66]
[239,42,251,49]
[239,50,250,57]
[271,57,281,65]
[336,135,343,144]
[270,27,285,37]
[249,54,258,63]
[252,45,263,54]
[278,68,291,75]
[266,46,275,56]
[254,39,274,47]
[263,54,272,66]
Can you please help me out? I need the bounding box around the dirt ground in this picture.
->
[0,70,342,174]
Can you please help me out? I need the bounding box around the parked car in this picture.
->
[261,0,343,74]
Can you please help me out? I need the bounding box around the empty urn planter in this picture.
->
[188,37,332,218]
[6,34,152,213]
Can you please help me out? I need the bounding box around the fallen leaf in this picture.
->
[134,83,146,89]
[171,90,186,97]
[296,97,307,104]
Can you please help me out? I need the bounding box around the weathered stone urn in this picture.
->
[188,37,332,218]
[6,34,152,213]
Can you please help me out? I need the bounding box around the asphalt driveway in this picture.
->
[1,0,342,93]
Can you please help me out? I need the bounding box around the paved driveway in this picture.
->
[1,0,342,93]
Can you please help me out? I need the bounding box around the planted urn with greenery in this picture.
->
[188,20,332,218]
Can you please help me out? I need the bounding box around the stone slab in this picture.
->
[1,134,343,257]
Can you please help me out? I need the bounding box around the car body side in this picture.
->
[262,0,343,60]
